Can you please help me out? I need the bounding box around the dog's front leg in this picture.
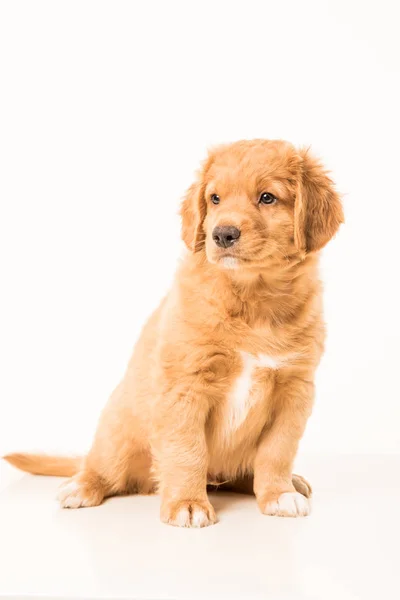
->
[152,387,216,528]
[254,374,314,517]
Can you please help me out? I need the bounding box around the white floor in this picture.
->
[0,455,399,600]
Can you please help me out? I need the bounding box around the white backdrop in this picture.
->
[0,0,399,460]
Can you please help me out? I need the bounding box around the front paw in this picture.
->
[161,499,217,528]
[261,491,311,517]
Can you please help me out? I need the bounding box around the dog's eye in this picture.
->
[211,194,220,205]
[259,192,277,205]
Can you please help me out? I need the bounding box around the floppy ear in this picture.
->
[294,150,344,253]
[180,159,210,252]
[180,179,206,252]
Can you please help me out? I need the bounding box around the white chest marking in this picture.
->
[226,351,296,432]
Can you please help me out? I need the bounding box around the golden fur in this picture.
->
[4,139,343,527]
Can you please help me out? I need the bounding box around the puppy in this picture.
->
[4,139,343,527]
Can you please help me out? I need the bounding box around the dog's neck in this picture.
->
[186,251,321,328]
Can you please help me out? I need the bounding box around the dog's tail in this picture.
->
[3,453,82,477]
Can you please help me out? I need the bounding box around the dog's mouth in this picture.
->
[215,252,253,270]
[206,249,241,269]
[212,248,275,271]
[218,255,239,269]
[206,235,259,269]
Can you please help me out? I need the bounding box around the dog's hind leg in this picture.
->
[57,468,107,508]
[292,473,312,498]
[56,443,154,509]
[208,473,312,498]
[57,380,154,509]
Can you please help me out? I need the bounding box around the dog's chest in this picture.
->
[224,350,292,433]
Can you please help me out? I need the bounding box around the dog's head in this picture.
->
[181,140,343,269]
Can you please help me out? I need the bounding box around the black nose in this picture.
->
[212,226,241,248]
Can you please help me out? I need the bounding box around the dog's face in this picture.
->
[181,140,343,270]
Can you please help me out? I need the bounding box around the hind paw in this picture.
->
[57,473,104,509]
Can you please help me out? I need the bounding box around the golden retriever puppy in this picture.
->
[4,139,343,527]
